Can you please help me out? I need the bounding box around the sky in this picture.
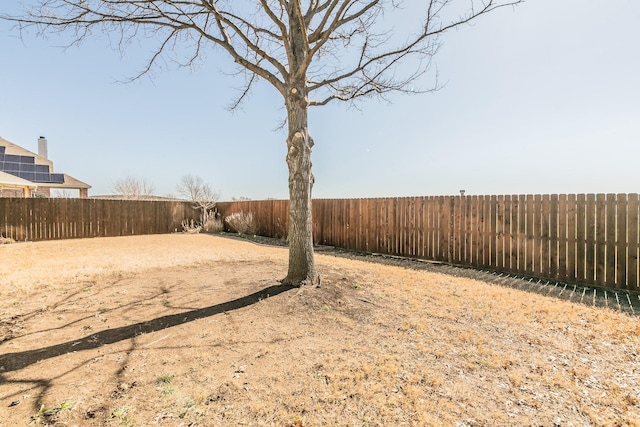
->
[1,0,639,201]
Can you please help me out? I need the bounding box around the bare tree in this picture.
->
[52,189,73,198]
[176,174,220,224]
[3,0,522,285]
[112,176,156,199]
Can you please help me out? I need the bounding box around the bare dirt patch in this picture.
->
[1,234,639,426]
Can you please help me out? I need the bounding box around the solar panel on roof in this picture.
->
[4,162,19,172]
[20,156,35,164]
[5,154,20,162]
[0,146,5,154]
[35,164,50,173]
[51,173,64,184]
[20,163,36,172]
[35,173,50,182]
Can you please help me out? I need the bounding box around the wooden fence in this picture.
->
[217,194,640,291]
[0,198,198,241]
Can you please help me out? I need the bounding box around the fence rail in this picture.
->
[217,194,640,291]
[0,198,197,241]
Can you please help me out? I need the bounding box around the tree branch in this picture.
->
[2,0,523,109]
[306,0,522,106]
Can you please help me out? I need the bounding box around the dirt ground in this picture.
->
[0,233,639,426]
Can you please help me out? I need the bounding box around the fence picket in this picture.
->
[508,195,518,272]
[550,195,559,278]
[541,195,551,278]
[470,196,478,266]
[517,195,526,274]
[628,194,639,291]
[606,194,617,286]
[427,197,435,259]
[504,195,512,272]
[566,195,576,282]
[557,195,567,281]
[488,196,497,268]
[617,194,628,288]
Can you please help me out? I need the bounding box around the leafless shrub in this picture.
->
[181,219,202,234]
[224,212,257,235]
[0,235,16,244]
[52,189,73,198]
[203,218,224,233]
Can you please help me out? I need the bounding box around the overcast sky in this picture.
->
[1,1,639,200]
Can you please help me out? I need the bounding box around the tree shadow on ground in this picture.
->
[1,284,174,345]
[0,283,295,375]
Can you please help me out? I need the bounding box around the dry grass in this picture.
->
[0,234,639,426]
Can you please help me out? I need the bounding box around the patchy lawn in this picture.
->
[0,234,639,426]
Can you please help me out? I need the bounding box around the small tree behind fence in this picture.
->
[0,198,197,241]
[217,194,640,292]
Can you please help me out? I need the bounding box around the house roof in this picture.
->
[0,170,38,189]
[55,174,92,189]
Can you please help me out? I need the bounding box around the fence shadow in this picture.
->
[0,283,295,375]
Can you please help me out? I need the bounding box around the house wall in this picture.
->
[0,189,26,198]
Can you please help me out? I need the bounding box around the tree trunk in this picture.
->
[282,85,316,286]
[281,1,316,286]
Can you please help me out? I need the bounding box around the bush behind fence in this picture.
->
[217,194,640,292]
[0,198,198,241]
